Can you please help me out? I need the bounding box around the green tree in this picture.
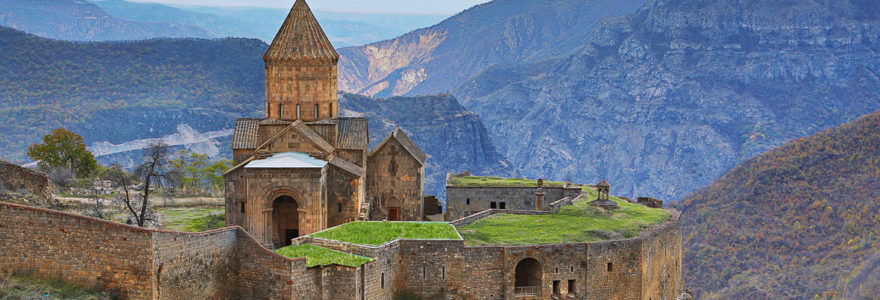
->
[27,128,98,178]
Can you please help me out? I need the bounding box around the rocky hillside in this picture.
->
[675,111,880,299]
[454,0,880,200]
[337,0,646,97]
[340,93,517,199]
[0,0,212,41]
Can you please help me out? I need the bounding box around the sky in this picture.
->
[126,0,491,14]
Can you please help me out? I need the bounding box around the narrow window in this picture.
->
[240,202,245,213]
[278,103,284,119]
[607,262,613,272]
[568,280,575,294]
[338,202,342,213]
[296,104,301,120]
[423,265,426,280]
[381,272,385,289]
[490,202,497,209]
[570,266,574,272]
[555,267,559,273]
[466,198,470,205]
[500,202,506,209]
[330,103,334,116]
[314,104,320,119]
[441,266,445,279]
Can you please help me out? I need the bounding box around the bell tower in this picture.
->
[264,0,339,121]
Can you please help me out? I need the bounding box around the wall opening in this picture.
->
[500,202,506,209]
[514,258,541,296]
[490,202,497,209]
[388,207,400,221]
[240,202,245,213]
[296,104,301,120]
[607,262,613,272]
[466,198,470,205]
[553,280,560,295]
[272,195,299,248]
[568,279,575,294]
[381,272,385,289]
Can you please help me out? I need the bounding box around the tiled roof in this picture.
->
[392,127,427,164]
[337,118,368,150]
[292,121,336,154]
[370,127,427,165]
[264,0,338,64]
[258,118,291,126]
[329,157,364,177]
[232,118,260,150]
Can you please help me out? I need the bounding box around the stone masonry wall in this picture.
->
[0,202,154,299]
[0,160,52,203]
[0,202,302,300]
[446,186,581,220]
[367,138,424,221]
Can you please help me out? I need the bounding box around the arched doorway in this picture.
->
[272,195,299,248]
[514,258,542,296]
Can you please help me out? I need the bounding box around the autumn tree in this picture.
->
[27,128,97,178]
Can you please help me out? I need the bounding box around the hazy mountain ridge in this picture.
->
[452,0,880,201]
[675,111,880,298]
[0,0,213,41]
[337,0,647,97]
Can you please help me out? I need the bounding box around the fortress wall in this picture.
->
[362,240,400,300]
[0,202,154,300]
[446,186,581,220]
[233,229,299,299]
[319,265,360,299]
[150,229,239,299]
[640,212,683,300]
[584,239,644,299]
[394,240,506,299]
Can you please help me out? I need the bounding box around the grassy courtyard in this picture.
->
[158,208,226,232]
[275,244,373,267]
[310,221,461,246]
[458,190,672,246]
[446,175,570,187]
[0,273,108,300]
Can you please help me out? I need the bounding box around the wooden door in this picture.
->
[388,207,399,221]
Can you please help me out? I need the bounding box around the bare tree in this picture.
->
[118,143,169,227]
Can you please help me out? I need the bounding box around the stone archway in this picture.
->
[514,258,542,296]
[272,195,299,248]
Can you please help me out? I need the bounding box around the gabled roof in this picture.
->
[232,118,260,150]
[329,157,364,177]
[337,118,368,150]
[254,120,336,155]
[264,0,338,64]
[370,127,427,165]
[258,118,291,126]
[245,152,327,169]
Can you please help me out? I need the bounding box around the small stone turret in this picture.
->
[590,179,619,209]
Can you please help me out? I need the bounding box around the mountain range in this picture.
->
[0,0,446,47]
[337,0,647,97]
[676,110,880,299]
[444,0,880,201]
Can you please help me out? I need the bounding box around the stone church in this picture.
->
[223,0,427,248]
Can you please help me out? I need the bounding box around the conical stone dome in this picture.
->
[264,0,339,64]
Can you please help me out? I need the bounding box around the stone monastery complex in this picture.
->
[0,0,689,299]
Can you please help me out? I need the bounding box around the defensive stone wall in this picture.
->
[0,201,301,300]
[446,185,581,220]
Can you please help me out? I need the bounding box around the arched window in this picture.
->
[296,104,301,120]
[314,104,320,119]
[278,103,284,119]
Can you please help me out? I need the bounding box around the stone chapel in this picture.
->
[223,0,427,248]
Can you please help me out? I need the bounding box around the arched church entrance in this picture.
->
[514,258,542,296]
[272,195,299,248]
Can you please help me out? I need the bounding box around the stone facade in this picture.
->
[445,183,582,221]
[225,0,427,248]
[0,160,52,203]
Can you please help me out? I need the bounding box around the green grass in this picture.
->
[0,273,108,300]
[458,188,672,246]
[158,208,226,232]
[310,221,461,246]
[274,244,373,267]
[447,176,572,187]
